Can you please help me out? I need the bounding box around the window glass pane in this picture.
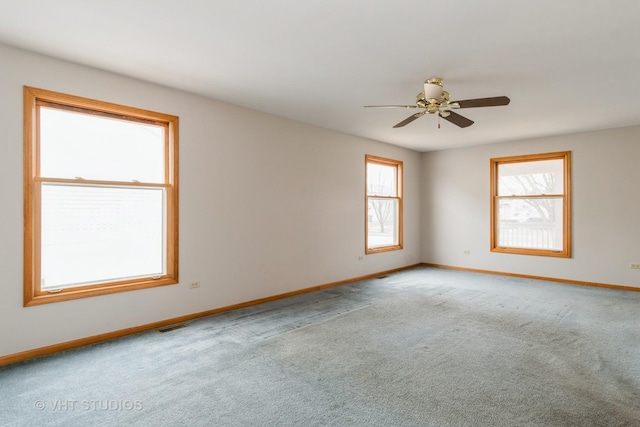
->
[367,163,396,196]
[40,107,165,183]
[498,159,564,196]
[367,198,399,248]
[497,198,563,250]
[40,184,165,290]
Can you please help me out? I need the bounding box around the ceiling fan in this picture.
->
[365,78,510,128]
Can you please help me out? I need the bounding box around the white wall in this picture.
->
[0,44,422,357]
[421,127,640,288]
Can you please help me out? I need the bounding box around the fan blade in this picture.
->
[441,111,474,128]
[393,110,426,128]
[364,105,418,109]
[452,96,510,109]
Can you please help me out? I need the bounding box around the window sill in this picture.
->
[25,277,178,306]
[491,247,571,258]
[366,245,403,255]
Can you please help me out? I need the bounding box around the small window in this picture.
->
[490,151,571,257]
[366,155,403,254]
[24,87,179,306]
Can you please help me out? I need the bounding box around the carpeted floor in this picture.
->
[2,266,639,426]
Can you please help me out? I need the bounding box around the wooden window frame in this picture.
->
[490,151,571,257]
[365,154,403,254]
[23,86,179,306]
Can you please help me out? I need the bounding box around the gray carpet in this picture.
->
[2,267,640,426]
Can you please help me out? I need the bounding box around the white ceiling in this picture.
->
[1,0,639,152]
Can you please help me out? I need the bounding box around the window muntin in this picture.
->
[366,155,403,253]
[491,152,571,257]
[24,87,179,306]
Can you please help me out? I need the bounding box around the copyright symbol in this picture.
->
[34,400,46,411]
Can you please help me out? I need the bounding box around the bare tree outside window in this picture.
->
[369,199,394,233]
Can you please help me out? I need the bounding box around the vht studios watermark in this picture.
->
[34,399,143,412]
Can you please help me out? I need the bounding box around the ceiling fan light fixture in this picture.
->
[423,78,443,102]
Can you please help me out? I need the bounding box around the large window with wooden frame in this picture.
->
[366,155,403,254]
[23,86,179,306]
[490,151,571,257]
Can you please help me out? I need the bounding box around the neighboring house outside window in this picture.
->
[23,87,179,306]
[366,155,403,254]
[490,151,571,257]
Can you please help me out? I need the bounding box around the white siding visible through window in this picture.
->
[40,185,165,289]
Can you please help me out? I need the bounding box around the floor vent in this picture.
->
[377,275,389,279]
[157,323,189,333]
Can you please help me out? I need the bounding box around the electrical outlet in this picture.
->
[463,250,471,255]
[630,263,640,270]
[358,256,364,261]
[189,281,200,289]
